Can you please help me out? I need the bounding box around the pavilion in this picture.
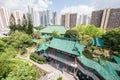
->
[37,37,120,80]
[40,25,67,35]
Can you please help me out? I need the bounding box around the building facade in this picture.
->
[91,8,120,29]
[77,14,90,25]
[37,37,120,80]
[52,12,57,25]
[69,13,77,28]
[61,13,77,28]
[61,15,65,26]
[0,7,9,29]
[39,10,50,26]
[55,15,61,25]
[13,10,24,25]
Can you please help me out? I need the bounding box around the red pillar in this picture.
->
[66,64,68,71]
[74,68,76,74]
[74,57,77,64]
[66,54,68,71]
[50,48,52,54]
[54,49,56,64]
[74,57,77,74]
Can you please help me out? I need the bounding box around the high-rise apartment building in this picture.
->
[91,8,120,29]
[69,13,77,28]
[13,10,24,25]
[28,0,41,27]
[61,13,77,28]
[77,14,90,25]
[33,11,40,27]
[0,7,9,29]
[52,12,57,25]
[39,10,50,26]
[55,15,61,25]
[61,15,65,26]
[65,13,70,28]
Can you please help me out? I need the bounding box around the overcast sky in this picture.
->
[0,0,120,15]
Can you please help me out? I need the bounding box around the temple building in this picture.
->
[37,37,120,80]
[40,25,67,35]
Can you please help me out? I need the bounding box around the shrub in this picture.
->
[57,77,62,80]
[113,51,120,57]
[30,53,46,64]
[20,47,27,55]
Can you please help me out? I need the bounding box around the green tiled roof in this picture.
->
[37,42,49,51]
[32,39,38,43]
[39,34,51,39]
[107,60,120,71]
[47,37,85,56]
[92,38,104,47]
[99,59,120,80]
[77,54,118,80]
[113,56,120,64]
[40,25,67,34]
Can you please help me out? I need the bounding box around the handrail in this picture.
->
[77,62,100,80]
[42,53,77,67]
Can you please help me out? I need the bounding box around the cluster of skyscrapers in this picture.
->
[61,13,90,28]
[0,5,120,33]
[28,3,90,28]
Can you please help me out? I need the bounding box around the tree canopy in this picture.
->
[65,25,105,45]
[0,32,40,80]
[102,28,120,52]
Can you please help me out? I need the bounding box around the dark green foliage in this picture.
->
[30,53,46,64]
[20,47,27,55]
[33,31,41,39]
[57,77,62,80]
[5,63,38,80]
[27,14,34,34]
[6,32,32,49]
[0,31,42,80]
[9,14,16,32]
[65,25,105,45]
[9,13,33,35]
[0,59,39,80]
[0,47,17,79]
[51,31,61,37]
[102,28,120,53]
[113,51,120,57]
[0,40,6,52]
[64,29,79,39]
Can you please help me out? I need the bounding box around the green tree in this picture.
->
[102,28,120,52]
[9,14,16,32]
[0,40,6,52]
[27,14,33,34]
[33,31,41,39]
[51,31,61,37]
[23,14,28,32]
[66,25,105,45]
[64,29,79,39]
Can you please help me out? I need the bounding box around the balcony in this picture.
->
[42,53,77,68]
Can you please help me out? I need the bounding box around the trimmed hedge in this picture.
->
[30,53,46,64]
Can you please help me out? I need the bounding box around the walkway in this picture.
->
[18,47,75,80]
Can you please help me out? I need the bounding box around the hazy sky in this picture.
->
[0,0,120,15]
